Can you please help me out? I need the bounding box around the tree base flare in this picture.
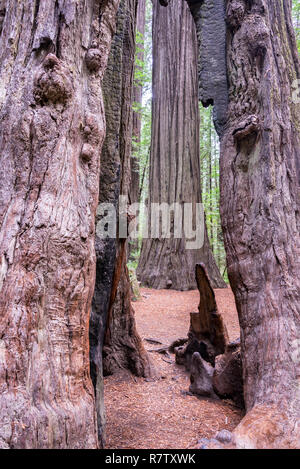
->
[233,405,300,449]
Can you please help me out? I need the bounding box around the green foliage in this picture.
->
[293,0,300,53]
[132,0,153,248]
[199,105,228,283]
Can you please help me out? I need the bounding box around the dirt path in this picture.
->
[104,288,244,449]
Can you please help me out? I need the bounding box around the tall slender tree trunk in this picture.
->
[90,0,151,446]
[137,0,226,291]
[0,0,120,449]
[185,0,300,448]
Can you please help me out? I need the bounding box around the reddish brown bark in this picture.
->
[0,0,120,449]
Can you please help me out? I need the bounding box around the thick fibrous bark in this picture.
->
[0,0,119,449]
[90,2,151,437]
[220,0,300,449]
[137,0,226,290]
[163,0,300,449]
[187,0,300,449]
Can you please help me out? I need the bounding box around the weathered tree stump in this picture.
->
[174,264,245,408]
[194,263,229,354]
[213,338,244,408]
[175,264,229,369]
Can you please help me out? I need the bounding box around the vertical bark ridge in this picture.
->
[220,0,300,448]
[0,0,120,449]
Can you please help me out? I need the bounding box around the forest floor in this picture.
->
[104,287,244,449]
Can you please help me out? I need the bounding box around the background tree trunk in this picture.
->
[0,0,120,449]
[137,0,226,291]
[186,0,300,448]
[220,0,300,449]
[90,0,151,446]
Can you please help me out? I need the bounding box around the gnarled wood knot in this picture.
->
[34,54,73,105]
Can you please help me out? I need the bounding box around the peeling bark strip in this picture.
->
[137,0,226,290]
[220,0,300,448]
[0,0,120,449]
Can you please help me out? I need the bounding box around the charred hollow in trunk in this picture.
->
[90,0,152,446]
[184,0,300,449]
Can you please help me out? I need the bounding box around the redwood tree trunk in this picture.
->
[0,0,119,449]
[90,2,151,443]
[185,0,300,449]
[220,0,300,449]
[103,0,151,379]
[137,0,226,291]
[89,0,126,447]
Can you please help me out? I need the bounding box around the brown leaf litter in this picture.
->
[104,287,244,449]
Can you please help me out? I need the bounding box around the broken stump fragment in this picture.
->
[213,338,244,408]
[175,263,229,369]
[194,263,229,355]
[175,336,215,370]
[189,352,218,399]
